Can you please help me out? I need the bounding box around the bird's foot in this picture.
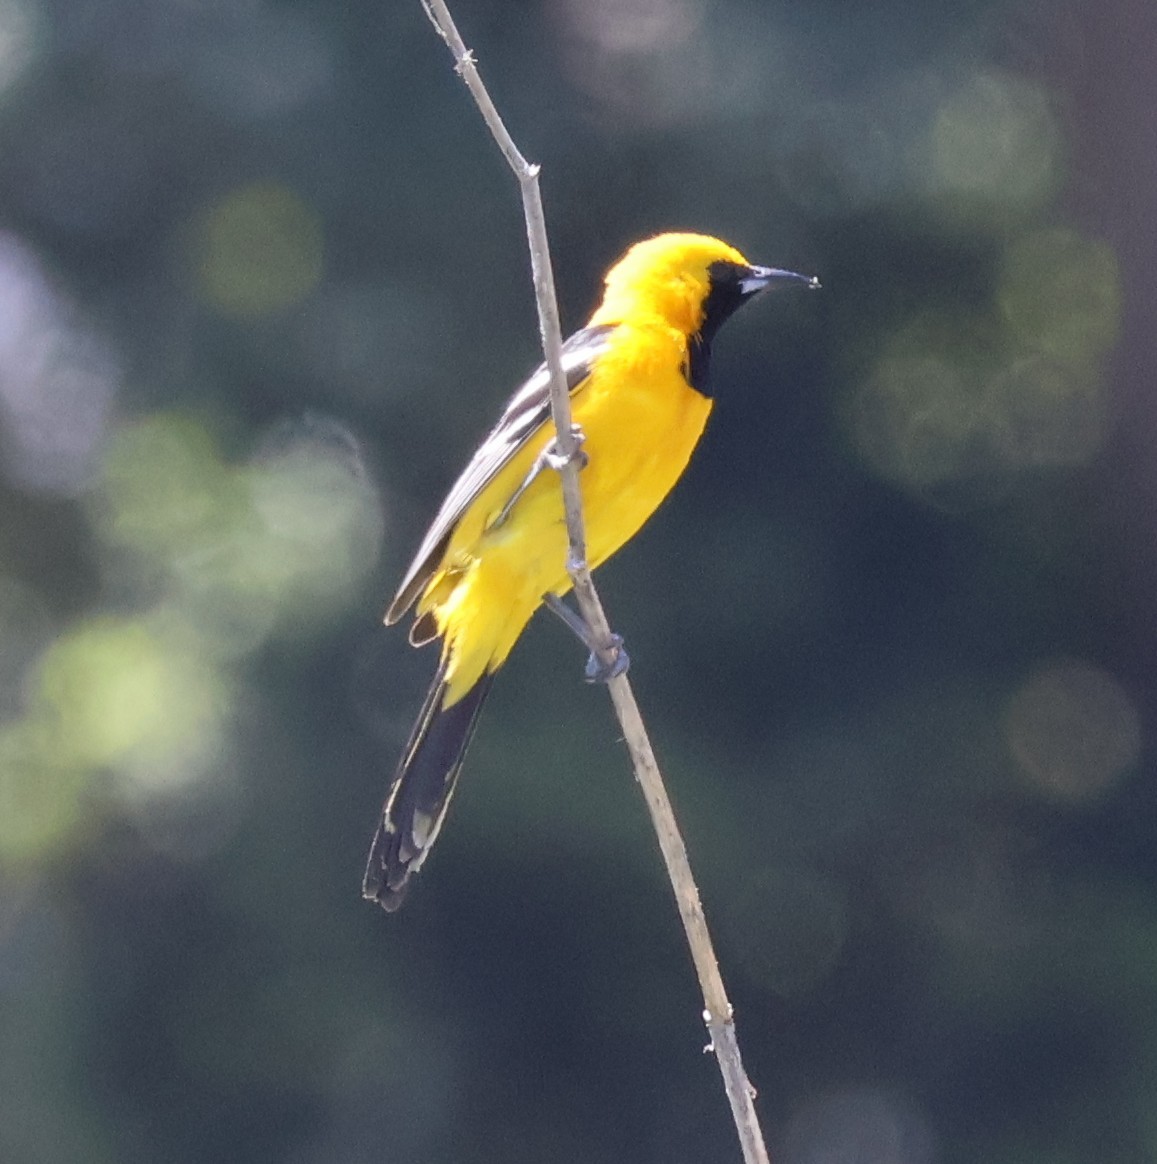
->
[583,635,630,683]
[543,593,630,683]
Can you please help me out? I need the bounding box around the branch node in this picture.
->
[544,424,587,471]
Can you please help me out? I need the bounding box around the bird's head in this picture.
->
[588,232,817,341]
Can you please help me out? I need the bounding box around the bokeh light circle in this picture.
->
[1007,660,1140,803]
[998,227,1121,363]
[195,182,324,317]
[924,70,1060,220]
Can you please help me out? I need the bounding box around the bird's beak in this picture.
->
[739,265,822,295]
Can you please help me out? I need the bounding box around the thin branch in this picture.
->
[417,4,770,1162]
[419,0,600,642]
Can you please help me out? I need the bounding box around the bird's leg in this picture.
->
[491,425,587,530]
[542,593,630,683]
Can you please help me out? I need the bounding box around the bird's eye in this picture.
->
[706,260,743,285]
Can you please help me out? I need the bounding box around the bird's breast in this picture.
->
[570,328,712,570]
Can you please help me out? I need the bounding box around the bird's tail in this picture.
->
[362,656,495,911]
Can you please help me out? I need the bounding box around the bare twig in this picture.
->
[417,3,770,1162]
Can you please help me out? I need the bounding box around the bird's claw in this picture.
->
[492,426,588,531]
[583,634,630,683]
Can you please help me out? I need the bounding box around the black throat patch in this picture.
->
[685,260,755,395]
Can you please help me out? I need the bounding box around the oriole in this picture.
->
[364,232,816,910]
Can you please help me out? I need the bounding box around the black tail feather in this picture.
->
[363,658,494,911]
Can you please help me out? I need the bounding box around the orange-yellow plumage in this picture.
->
[363,232,814,910]
[427,328,712,702]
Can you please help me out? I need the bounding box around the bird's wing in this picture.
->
[385,324,615,624]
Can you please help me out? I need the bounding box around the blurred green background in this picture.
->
[1,1,1154,1161]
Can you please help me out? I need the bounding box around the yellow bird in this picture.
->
[364,232,817,910]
